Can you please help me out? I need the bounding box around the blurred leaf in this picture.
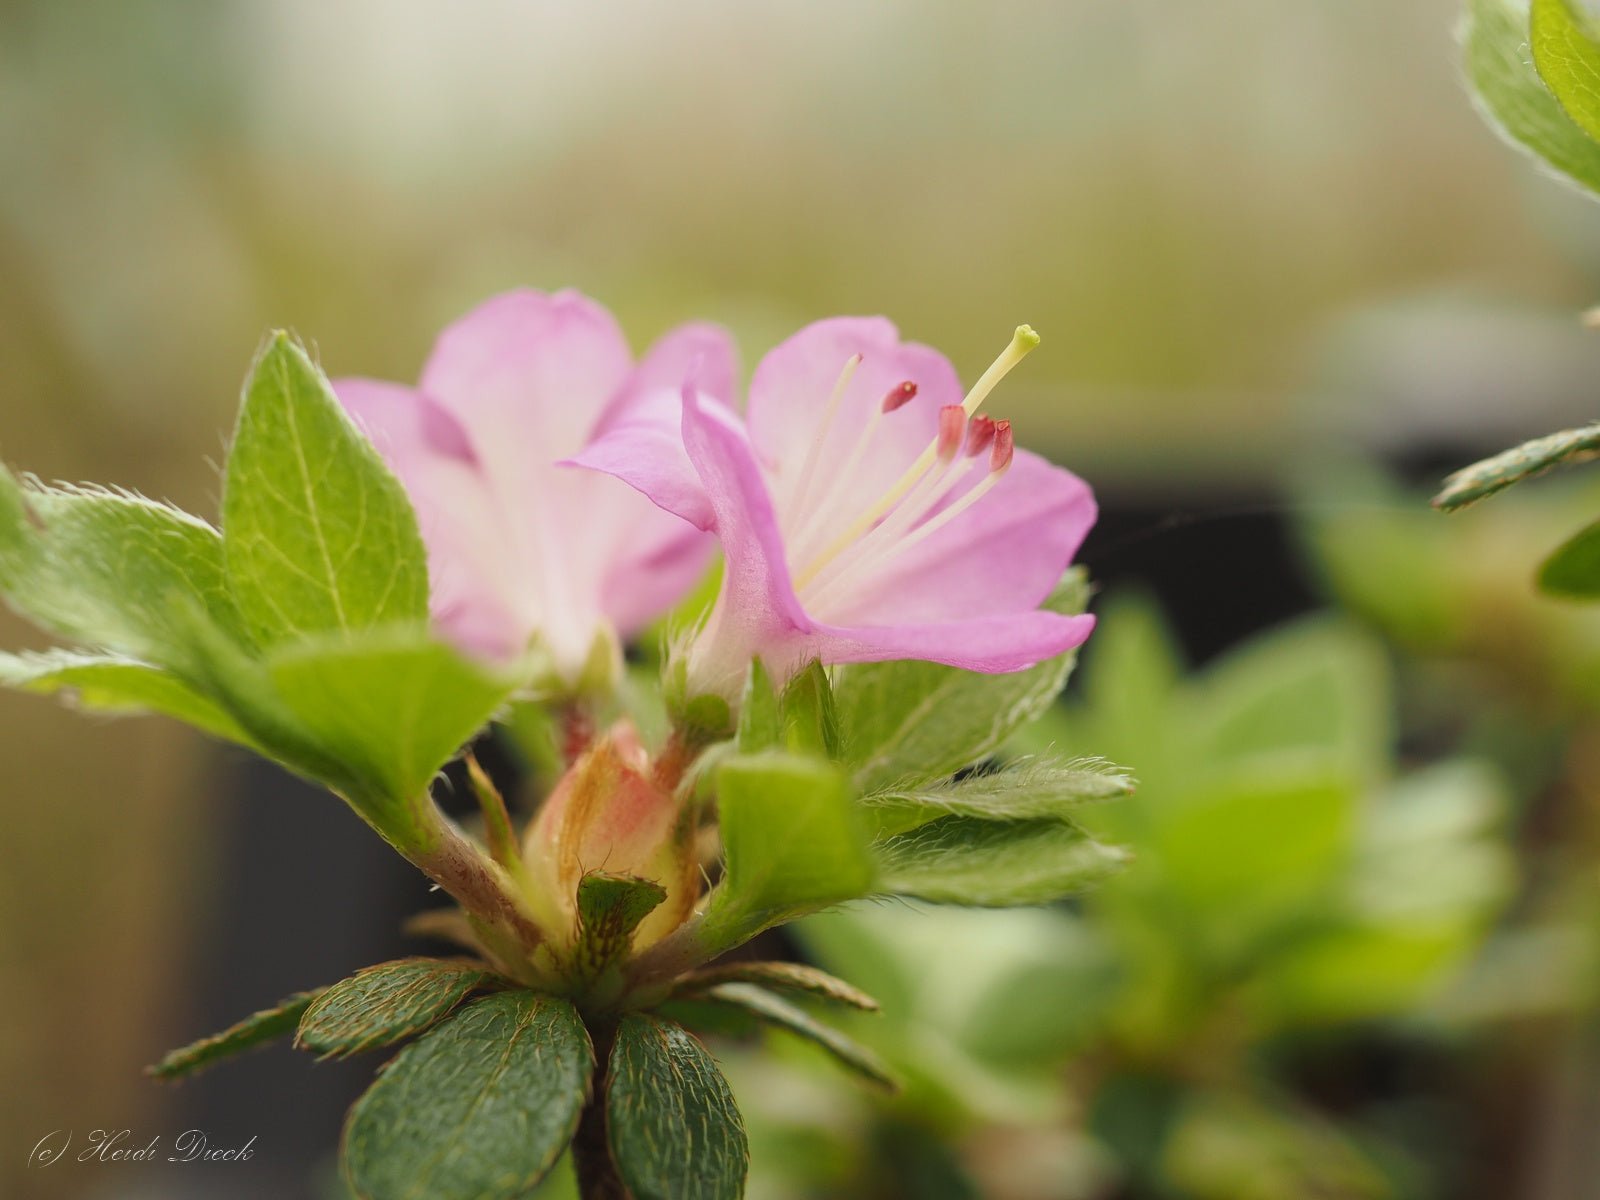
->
[702,753,875,949]
[606,1014,748,1200]
[1539,517,1600,597]
[701,982,898,1092]
[266,628,515,807]
[0,467,247,666]
[221,333,428,646]
[874,815,1127,906]
[834,568,1089,792]
[343,991,592,1200]
[1433,420,1600,510]
[296,958,492,1059]
[1532,0,1600,142]
[675,961,880,1011]
[862,757,1134,837]
[0,649,253,744]
[148,990,324,1080]
[1463,0,1600,198]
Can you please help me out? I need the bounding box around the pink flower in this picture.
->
[332,289,735,683]
[573,317,1097,699]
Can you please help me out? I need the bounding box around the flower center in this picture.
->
[784,326,1038,613]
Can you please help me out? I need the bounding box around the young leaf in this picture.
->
[701,753,874,950]
[675,961,880,1011]
[736,659,781,753]
[1433,421,1600,510]
[1463,0,1600,198]
[343,991,592,1200]
[222,333,428,645]
[575,873,668,977]
[296,958,493,1058]
[266,629,515,806]
[874,816,1127,906]
[148,990,324,1080]
[1538,517,1600,598]
[0,469,248,666]
[0,649,254,745]
[780,660,841,757]
[699,982,897,1092]
[834,568,1089,792]
[861,758,1134,837]
[606,1014,749,1200]
[1531,0,1600,142]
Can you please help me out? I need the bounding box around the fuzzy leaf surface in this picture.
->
[862,757,1133,837]
[297,958,492,1058]
[874,815,1127,906]
[149,990,323,1080]
[702,983,897,1091]
[676,961,879,1011]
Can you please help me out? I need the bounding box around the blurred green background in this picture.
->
[6,0,1600,1197]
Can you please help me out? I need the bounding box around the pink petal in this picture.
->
[814,450,1097,627]
[809,610,1097,673]
[565,387,716,531]
[596,321,738,435]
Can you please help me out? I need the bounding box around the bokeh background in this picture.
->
[5,1,1600,1197]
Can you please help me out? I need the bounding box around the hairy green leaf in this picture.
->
[343,991,592,1200]
[1433,420,1600,510]
[607,1014,749,1200]
[149,990,323,1080]
[701,983,897,1091]
[1531,0,1600,141]
[1539,517,1600,598]
[862,757,1133,836]
[1464,0,1600,197]
[735,659,781,753]
[222,333,428,645]
[701,754,874,950]
[834,569,1090,792]
[874,816,1127,906]
[297,958,492,1058]
[675,961,880,1011]
[0,649,254,744]
[575,873,668,978]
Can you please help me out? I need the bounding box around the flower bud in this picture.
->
[523,722,698,951]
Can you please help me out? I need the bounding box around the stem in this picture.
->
[573,1023,628,1199]
[407,811,546,958]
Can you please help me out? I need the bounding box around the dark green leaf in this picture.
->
[1433,420,1600,510]
[343,991,592,1200]
[1539,517,1600,598]
[0,649,254,744]
[149,990,323,1080]
[575,873,667,977]
[1463,0,1600,198]
[296,958,492,1058]
[675,961,880,1011]
[701,983,897,1092]
[607,1014,748,1200]
[874,816,1126,906]
[834,569,1089,791]
[222,333,428,645]
[701,753,874,950]
[1531,0,1600,142]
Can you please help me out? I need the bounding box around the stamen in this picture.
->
[964,415,997,458]
[990,419,1014,472]
[788,353,862,516]
[882,381,918,412]
[936,405,967,463]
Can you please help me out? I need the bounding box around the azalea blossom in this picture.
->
[574,317,1098,699]
[333,289,735,684]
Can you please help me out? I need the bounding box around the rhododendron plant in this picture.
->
[0,289,1126,1200]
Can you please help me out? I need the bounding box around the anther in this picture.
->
[937,406,966,463]
[882,381,918,413]
[964,415,997,458]
[990,419,1014,473]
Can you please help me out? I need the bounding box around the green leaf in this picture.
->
[343,991,592,1200]
[222,333,428,645]
[779,660,840,757]
[674,961,880,1011]
[1464,0,1600,198]
[834,569,1090,792]
[861,757,1134,837]
[874,816,1127,906]
[1532,0,1600,141]
[1539,517,1600,598]
[1433,420,1600,510]
[267,628,515,807]
[575,873,668,977]
[699,982,897,1092]
[606,1014,749,1200]
[0,649,254,744]
[735,659,781,753]
[148,990,324,1080]
[701,753,874,949]
[296,958,492,1058]
[0,469,248,666]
